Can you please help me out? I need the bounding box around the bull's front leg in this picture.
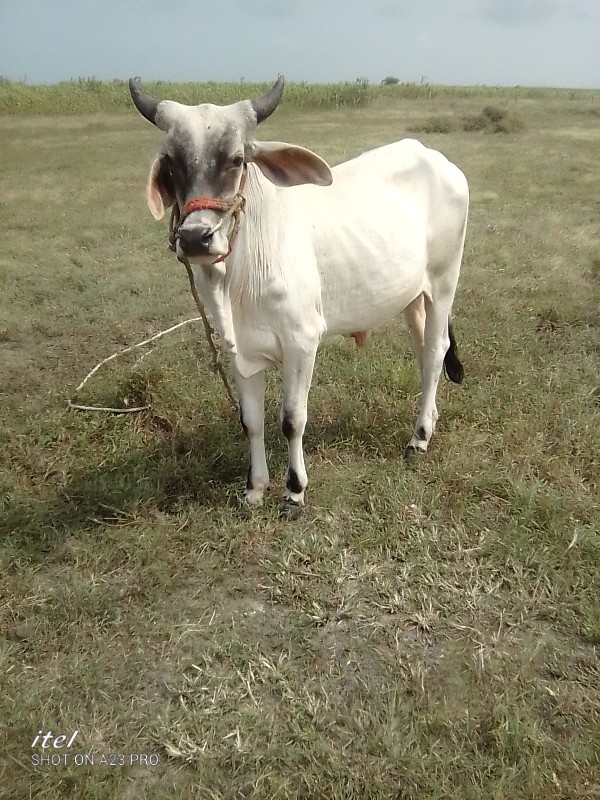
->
[235,367,269,505]
[280,341,319,514]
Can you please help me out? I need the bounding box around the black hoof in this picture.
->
[279,498,304,520]
[404,444,427,462]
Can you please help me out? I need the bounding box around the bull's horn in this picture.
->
[129,78,160,125]
[251,75,285,124]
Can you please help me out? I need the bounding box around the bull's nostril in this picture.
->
[178,226,214,253]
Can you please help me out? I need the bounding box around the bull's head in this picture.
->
[129,76,332,264]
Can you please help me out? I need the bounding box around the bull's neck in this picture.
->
[226,163,287,307]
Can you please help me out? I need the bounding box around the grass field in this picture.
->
[1,81,599,799]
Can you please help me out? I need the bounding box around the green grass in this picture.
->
[1,83,599,799]
[1,75,599,115]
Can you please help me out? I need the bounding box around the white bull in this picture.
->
[129,76,469,512]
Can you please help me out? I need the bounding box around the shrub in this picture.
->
[462,105,525,133]
[462,113,488,132]
[481,104,506,123]
[409,115,456,134]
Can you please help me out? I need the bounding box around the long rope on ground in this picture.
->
[69,225,239,413]
[67,318,204,413]
[68,303,237,412]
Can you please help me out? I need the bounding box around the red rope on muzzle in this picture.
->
[180,196,234,219]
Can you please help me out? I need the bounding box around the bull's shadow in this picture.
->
[2,413,246,553]
[3,380,424,556]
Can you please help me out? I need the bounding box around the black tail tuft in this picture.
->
[444,320,464,384]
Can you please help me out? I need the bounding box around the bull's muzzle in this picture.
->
[177,223,214,255]
[176,221,229,263]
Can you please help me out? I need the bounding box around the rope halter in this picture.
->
[168,167,247,265]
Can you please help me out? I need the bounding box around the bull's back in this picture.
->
[291,139,467,336]
[299,138,468,251]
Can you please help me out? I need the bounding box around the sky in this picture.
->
[0,0,599,89]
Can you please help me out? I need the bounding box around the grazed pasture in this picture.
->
[0,83,599,799]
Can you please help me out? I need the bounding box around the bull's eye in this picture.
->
[231,155,244,169]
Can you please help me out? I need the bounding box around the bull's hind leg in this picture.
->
[405,291,464,458]
[404,293,426,382]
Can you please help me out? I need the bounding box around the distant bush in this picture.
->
[408,104,525,136]
[462,112,488,132]
[381,75,400,85]
[481,104,505,123]
[493,114,526,133]
[409,115,456,134]
[463,105,525,133]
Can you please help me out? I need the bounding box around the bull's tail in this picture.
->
[444,318,464,384]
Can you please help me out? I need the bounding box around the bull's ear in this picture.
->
[147,155,175,220]
[248,141,332,187]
